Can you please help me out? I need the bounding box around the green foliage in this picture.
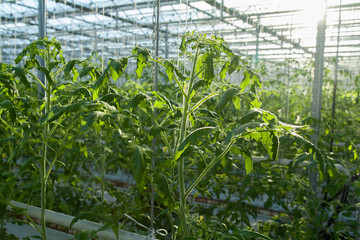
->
[1,33,358,240]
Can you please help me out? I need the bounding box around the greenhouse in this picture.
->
[0,0,359,239]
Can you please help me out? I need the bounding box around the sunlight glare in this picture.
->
[298,0,327,26]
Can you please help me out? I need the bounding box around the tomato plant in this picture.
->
[1,32,354,240]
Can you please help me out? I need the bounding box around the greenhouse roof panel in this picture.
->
[0,0,359,73]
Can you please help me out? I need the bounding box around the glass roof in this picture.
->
[0,0,359,74]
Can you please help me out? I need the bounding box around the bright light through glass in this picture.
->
[297,0,327,26]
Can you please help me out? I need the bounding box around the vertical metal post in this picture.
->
[154,0,160,91]
[311,3,327,145]
[38,0,47,89]
[0,35,2,63]
[92,30,97,52]
[165,25,169,59]
[310,1,327,190]
[220,0,224,21]
[39,0,46,40]
[255,15,260,66]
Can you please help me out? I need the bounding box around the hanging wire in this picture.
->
[124,214,167,238]
[329,0,342,152]
[148,0,161,238]
[101,2,105,70]
[183,0,189,74]
[281,0,295,221]
[285,2,294,122]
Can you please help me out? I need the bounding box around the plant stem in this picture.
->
[101,155,105,205]
[185,139,236,198]
[177,48,199,237]
[40,52,51,240]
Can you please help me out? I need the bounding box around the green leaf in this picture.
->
[191,79,206,94]
[79,66,95,78]
[288,131,325,179]
[225,122,262,143]
[240,70,252,93]
[93,70,109,90]
[271,132,279,161]
[69,212,102,229]
[73,87,91,98]
[220,62,230,79]
[243,150,253,175]
[240,110,261,124]
[12,66,30,88]
[233,96,240,110]
[64,59,81,77]
[1,100,16,123]
[175,127,216,161]
[129,143,147,189]
[93,222,116,238]
[228,55,240,75]
[235,229,272,240]
[215,88,238,113]
[164,60,174,82]
[129,92,149,109]
[154,173,174,208]
[179,36,187,53]
[109,57,127,81]
[154,173,171,198]
[20,125,39,150]
[152,91,173,111]
[41,106,65,124]
[100,93,124,103]
[0,203,6,218]
[203,51,215,86]
[132,47,151,78]
[81,111,107,131]
[37,66,53,85]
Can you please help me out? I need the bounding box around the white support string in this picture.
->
[124,214,168,238]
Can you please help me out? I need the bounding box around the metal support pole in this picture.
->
[165,25,169,59]
[154,0,160,91]
[39,0,47,41]
[220,0,224,21]
[255,16,260,66]
[0,35,2,63]
[310,1,327,190]
[38,0,47,91]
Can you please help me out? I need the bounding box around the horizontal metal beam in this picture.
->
[53,0,168,34]
[203,0,313,55]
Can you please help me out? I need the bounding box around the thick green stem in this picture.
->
[40,52,51,240]
[177,48,199,237]
[40,130,47,240]
[101,156,105,205]
[179,48,199,143]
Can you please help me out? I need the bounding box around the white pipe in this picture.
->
[7,201,147,240]
[333,142,360,149]
[236,156,351,176]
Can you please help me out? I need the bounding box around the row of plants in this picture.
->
[257,58,360,239]
[0,32,359,239]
